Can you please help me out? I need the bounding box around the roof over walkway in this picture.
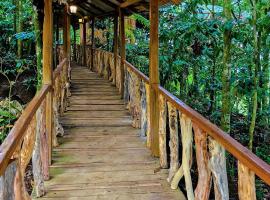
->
[34,0,181,17]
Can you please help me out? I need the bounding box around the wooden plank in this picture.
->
[66,104,126,111]
[60,118,132,127]
[63,110,129,118]
[37,63,184,200]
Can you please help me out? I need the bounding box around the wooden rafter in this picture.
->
[120,0,143,8]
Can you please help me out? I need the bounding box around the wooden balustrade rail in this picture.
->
[0,84,51,175]
[158,86,270,185]
[0,57,68,199]
[91,48,270,199]
[124,55,270,184]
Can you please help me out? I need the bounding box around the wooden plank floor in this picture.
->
[39,63,185,200]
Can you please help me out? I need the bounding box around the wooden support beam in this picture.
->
[91,17,95,70]
[42,0,53,165]
[67,14,71,60]
[113,12,119,85]
[73,24,77,62]
[82,21,86,66]
[119,8,126,98]
[120,0,142,8]
[149,0,160,157]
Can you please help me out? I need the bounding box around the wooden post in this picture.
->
[91,17,95,70]
[149,0,160,156]
[73,25,76,62]
[67,14,71,61]
[56,14,59,65]
[119,8,126,98]
[63,10,68,59]
[42,0,53,165]
[83,21,86,66]
[113,13,118,84]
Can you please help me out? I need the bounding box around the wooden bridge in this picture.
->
[37,62,185,199]
[0,0,270,200]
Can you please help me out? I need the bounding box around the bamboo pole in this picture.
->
[42,0,53,166]
[149,0,160,156]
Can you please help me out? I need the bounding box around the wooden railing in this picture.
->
[90,48,270,200]
[0,58,69,199]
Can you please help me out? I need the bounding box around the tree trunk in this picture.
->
[221,0,232,133]
[249,0,260,150]
[32,5,42,90]
[16,0,23,58]
[261,31,269,128]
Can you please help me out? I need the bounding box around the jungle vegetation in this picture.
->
[0,0,269,198]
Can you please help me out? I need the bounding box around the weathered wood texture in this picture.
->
[159,94,167,168]
[238,161,256,200]
[0,57,67,199]
[37,63,184,200]
[208,138,229,200]
[193,124,211,200]
[85,49,270,199]
[172,114,194,199]
[167,102,179,183]
[149,0,160,157]
[43,0,53,165]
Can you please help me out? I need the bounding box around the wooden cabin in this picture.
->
[0,0,269,200]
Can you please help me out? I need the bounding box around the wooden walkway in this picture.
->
[39,64,184,200]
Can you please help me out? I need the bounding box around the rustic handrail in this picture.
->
[0,58,68,176]
[158,86,270,185]
[95,48,270,185]
[53,58,67,81]
[0,84,51,175]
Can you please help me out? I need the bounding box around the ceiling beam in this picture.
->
[105,0,120,6]
[120,0,143,8]
[84,1,105,13]
[81,2,102,14]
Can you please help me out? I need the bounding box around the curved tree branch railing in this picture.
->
[0,57,69,199]
[90,47,270,200]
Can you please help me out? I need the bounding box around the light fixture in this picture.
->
[70,5,78,14]
[79,18,84,23]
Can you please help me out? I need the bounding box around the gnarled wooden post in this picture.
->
[159,94,168,168]
[193,124,211,200]
[209,138,229,200]
[238,161,256,200]
[140,81,147,138]
[149,0,160,156]
[32,107,45,197]
[145,83,151,148]
[167,102,179,182]
[0,161,16,200]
